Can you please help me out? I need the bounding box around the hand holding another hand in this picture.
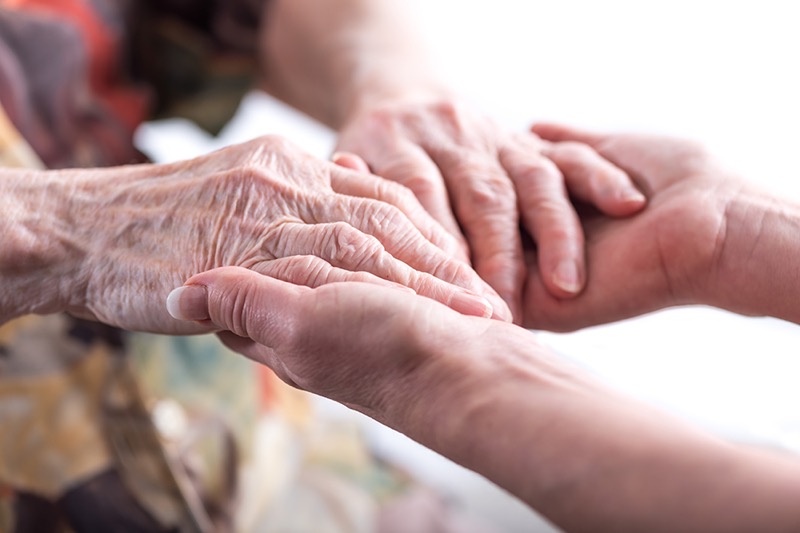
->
[4,135,511,332]
[337,97,646,319]
[167,266,498,415]
[523,124,749,330]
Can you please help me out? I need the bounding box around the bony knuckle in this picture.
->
[211,168,263,195]
[303,256,333,286]
[360,107,401,134]
[544,227,576,244]
[364,200,406,230]
[256,134,294,152]
[398,173,438,197]
[530,197,569,218]
[279,255,326,282]
[432,259,473,288]
[376,178,403,199]
[431,100,462,122]
[326,223,383,266]
[464,176,515,211]
[558,141,593,158]
[392,182,419,204]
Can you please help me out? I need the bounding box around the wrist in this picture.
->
[340,77,453,126]
[706,185,800,321]
[370,320,607,502]
[376,318,800,532]
[0,168,86,322]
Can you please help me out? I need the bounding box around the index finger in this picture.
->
[330,163,469,263]
[313,196,512,321]
[531,123,607,147]
[431,149,525,322]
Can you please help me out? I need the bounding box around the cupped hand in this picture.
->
[165,266,522,417]
[62,135,508,333]
[336,97,646,320]
[523,123,745,331]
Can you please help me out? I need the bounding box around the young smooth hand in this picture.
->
[523,123,754,330]
[165,266,516,419]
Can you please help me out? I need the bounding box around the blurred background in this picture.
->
[136,1,800,531]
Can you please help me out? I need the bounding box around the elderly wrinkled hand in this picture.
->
[336,97,647,320]
[2,135,509,332]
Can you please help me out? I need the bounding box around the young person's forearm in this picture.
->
[259,0,446,128]
[711,188,800,324]
[0,168,84,323]
[377,326,800,532]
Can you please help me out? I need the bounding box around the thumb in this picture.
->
[166,266,302,347]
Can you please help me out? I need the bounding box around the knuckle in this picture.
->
[302,256,334,286]
[362,199,408,232]
[557,141,595,160]
[431,100,463,125]
[396,173,439,198]
[527,197,570,219]
[391,181,421,206]
[216,281,254,338]
[209,168,263,197]
[541,226,577,244]
[256,134,294,153]
[462,174,516,213]
[272,255,330,286]
[377,178,414,203]
[432,259,475,288]
[326,222,384,268]
[475,252,517,285]
[379,155,440,195]
[517,156,561,182]
[359,107,402,137]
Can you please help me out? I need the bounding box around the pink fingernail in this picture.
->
[166,285,209,321]
[553,260,581,294]
[618,188,647,204]
[450,292,493,319]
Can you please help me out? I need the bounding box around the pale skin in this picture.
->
[0,136,506,331]
[168,128,800,533]
[259,0,647,318]
[0,0,643,328]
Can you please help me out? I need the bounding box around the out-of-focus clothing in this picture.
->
[0,1,496,531]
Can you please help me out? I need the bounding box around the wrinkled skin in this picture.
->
[337,98,647,319]
[25,135,508,333]
[522,124,745,330]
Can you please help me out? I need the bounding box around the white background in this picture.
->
[137,2,800,531]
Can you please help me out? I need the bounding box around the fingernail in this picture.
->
[331,151,346,162]
[553,260,581,294]
[450,291,493,319]
[618,188,647,204]
[166,285,209,321]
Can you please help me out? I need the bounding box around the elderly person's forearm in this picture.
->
[1,136,510,331]
[0,167,82,322]
[259,0,442,128]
